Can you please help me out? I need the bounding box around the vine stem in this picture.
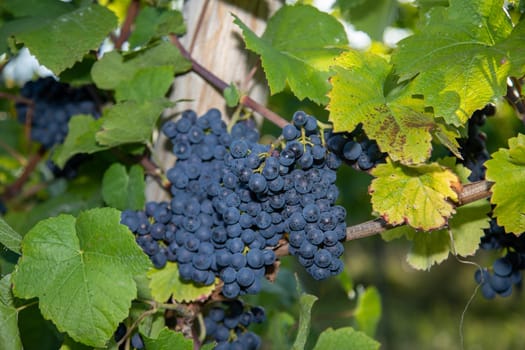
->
[1,146,47,201]
[116,307,159,348]
[274,180,493,257]
[138,152,171,191]
[113,0,141,50]
[169,34,289,129]
[0,92,33,105]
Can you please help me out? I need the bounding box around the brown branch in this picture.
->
[0,139,26,165]
[1,146,47,201]
[0,92,33,105]
[188,1,210,55]
[169,35,289,129]
[138,153,171,192]
[275,180,493,257]
[114,0,141,50]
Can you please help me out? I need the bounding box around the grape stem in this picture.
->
[169,34,289,129]
[0,92,33,105]
[274,180,493,257]
[113,0,140,50]
[0,145,47,201]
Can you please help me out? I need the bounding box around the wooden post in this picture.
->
[147,0,280,202]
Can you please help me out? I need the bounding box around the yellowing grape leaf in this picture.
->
[382,200,490,270]
[147,262,216,303]
[234,4,348,105]
[485,133,525,234]
[328,50,440,164]
[370,160,460,230]
[496,20,525,77]
[11,208,151,347]
[392,0,512,126]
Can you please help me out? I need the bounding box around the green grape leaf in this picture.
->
[269,312,295,349]
[234,4,348,105]
[0,217,22,255]
[0,274,14,307]
[383,225,435,269]
[102,163,145,211]
[52,115,109,168]
[485,133,525,234]
[142,328,193,350]
[15,4,118,74]
[11,208,151,347]
[1,0,73,18]
[292,292,318,350]
[448,200,491,256]
[328,50,437,164]
[381,200,490,270]
[147,262,216,303]
[96,99,172,147]
[115,66,175,102]
[339,0,398,41]
[136,305,165,339]
[91,42,190,91]
[370,160,460,230]
[408,230,451,270]
[312,327,380,350]
[128,7,185,49]
[0,302,21,350]
[223,83,240,107]
[391,0,512,125]
[354,286,381,337]
[90,51,136,90]
[59,335,95,350]
[496,20,525,76]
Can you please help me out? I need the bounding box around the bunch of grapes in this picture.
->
[202,300,265,350]
[121,109,349,300]
[458,104,495,182]
[16,77,101,149]
[325,124,386,171]
[475,218,525,299]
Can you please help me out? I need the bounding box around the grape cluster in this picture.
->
[475,218,524,299]
[325,124,386,171]
[458,104,495,182]
[16,77,100,149]
[203,300,264,350]
[121,109,348,298]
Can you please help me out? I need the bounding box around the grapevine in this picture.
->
[1,1,525,349]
